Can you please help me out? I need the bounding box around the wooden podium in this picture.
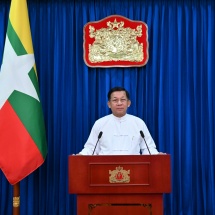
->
[68,155,171,215]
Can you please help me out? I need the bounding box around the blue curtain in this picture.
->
[0,0,215,214]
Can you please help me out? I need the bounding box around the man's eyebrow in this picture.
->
[112,96,126,99]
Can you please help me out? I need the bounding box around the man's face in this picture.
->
[107,91,131,117]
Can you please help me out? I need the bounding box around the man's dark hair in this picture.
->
[107,87,130,100]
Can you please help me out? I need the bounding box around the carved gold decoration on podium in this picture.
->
[109,166,130,183]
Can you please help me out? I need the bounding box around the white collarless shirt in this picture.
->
[79,114,158,155]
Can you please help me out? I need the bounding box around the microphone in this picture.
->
[92,131,103,155]
[140,130,151,155]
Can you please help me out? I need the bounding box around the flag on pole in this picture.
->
[0,0,47,185]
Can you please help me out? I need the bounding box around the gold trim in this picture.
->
[13,196,20,207]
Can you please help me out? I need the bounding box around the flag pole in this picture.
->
[13,182,20,215]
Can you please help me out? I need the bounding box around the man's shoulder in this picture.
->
[127,114,144,122]
[95,114,112,123]
[127,114,146,127]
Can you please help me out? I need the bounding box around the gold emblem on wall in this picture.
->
[88,19,143,63]
[109,166,130,183]
[84,15,149,67]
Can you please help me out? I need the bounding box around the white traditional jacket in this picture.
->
[79,114,159,155]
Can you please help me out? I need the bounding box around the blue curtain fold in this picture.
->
[0,0,215,214]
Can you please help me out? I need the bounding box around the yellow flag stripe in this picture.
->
[9,0,33,54]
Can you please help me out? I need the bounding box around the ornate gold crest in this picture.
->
[84,15,149,67]
[88,19,143,63]
[109,166,130,183]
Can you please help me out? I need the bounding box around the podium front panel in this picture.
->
[68,155,171,194]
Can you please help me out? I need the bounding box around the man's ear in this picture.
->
[107,101,111,108]
[127,100,131,107]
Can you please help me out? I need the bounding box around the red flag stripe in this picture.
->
[0,101,44,184]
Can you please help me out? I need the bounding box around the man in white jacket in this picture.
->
[78,86,160,155]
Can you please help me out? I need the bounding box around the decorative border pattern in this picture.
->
[88,203,152,215]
